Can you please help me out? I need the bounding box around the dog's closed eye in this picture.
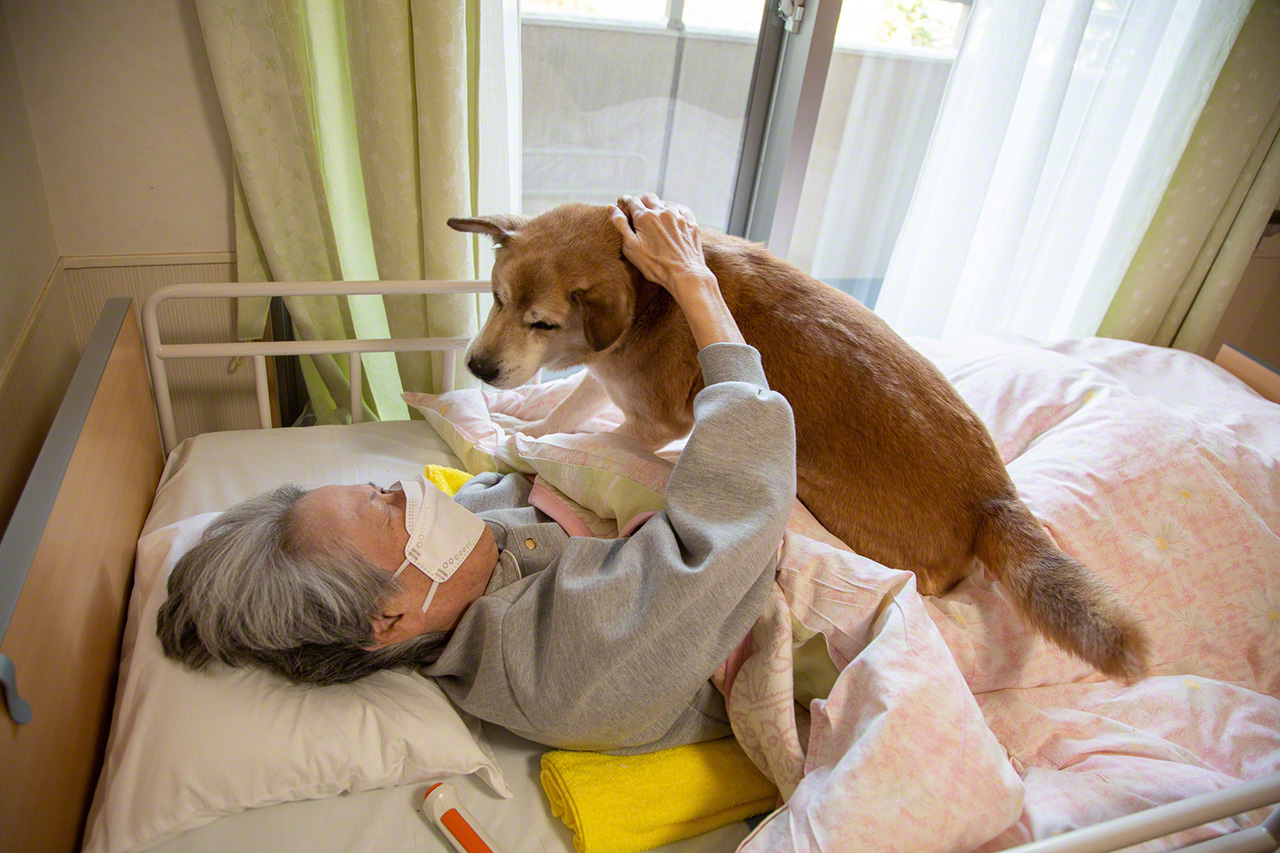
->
[530,320,559,331]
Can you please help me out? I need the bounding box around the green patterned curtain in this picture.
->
[198,0,484,424]
[1098,0,1280,353]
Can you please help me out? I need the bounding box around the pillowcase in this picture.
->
[403,381,673,536]
[142,420,466,535]
[84,513,510,853]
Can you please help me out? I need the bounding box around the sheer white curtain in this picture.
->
[475,0,522,277]
[875,0,1254,342]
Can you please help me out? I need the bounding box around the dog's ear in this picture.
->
[447,214,530,247]
[573,281,632,352]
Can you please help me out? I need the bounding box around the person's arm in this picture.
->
[496,199,794,748]
[490,342,794,750]
[452,471,537,518]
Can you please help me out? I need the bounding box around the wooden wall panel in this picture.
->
[1,254,251,535]
[62,258,256,443]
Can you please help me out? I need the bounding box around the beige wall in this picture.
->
[0,257,251,532]
[2,0,233,256]
[0,0,238,531]
[0,2,58,370]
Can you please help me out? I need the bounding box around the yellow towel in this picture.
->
[424,464,473,497]
[540,737,778,853]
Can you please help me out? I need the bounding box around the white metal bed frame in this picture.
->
[138,280,1280,853]
[142,280,490,454]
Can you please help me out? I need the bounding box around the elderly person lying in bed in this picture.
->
[157,195,796,754]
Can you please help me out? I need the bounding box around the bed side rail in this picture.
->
[141,280,490,454]
[1003,773,1280,853]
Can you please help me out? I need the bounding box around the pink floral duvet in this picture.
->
[426,335,1280,852]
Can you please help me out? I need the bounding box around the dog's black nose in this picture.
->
[468,355,499,385]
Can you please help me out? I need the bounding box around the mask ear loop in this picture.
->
[393,561,441,614]
[420,581,440,614]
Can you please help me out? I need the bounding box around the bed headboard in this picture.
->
[0,298,164,851]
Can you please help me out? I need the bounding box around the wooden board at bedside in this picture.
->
[1216,343,1280,404]
[0,299,164,851]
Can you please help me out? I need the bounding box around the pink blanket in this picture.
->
[733,337,1280,852]
[425,335,1280,851]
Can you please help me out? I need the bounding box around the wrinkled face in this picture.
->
[449,204,638,388]
[294,483,499,639]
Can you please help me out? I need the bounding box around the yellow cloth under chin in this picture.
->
[424,464,473,497]
[539,737,778,853]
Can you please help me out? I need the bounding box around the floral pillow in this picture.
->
[403,378,671,536]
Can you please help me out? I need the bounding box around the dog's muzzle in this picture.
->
[467,354,501,385]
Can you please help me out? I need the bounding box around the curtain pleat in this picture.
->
[1099,0,1280,353]
[198,0,489,424]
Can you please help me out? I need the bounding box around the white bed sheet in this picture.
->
[148,723,749,853]
[135,420,751,853]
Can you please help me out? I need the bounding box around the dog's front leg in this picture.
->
[615,413,691,451]
[518,370,611,438]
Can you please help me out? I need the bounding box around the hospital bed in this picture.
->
[1,281,1277,852]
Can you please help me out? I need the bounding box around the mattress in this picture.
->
[108,334,1280,851]
[132,419,750,853]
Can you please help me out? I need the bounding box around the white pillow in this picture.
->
[84,512,510,853]
[142,420,467,535]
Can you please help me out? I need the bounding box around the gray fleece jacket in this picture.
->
[424,343,796,754]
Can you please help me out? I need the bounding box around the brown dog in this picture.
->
[448,202,1148,680]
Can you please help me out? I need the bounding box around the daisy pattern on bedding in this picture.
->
[1086,496,1118,539]
[938,600,985,636]
[1132,511,1194,566]
[1180,675,1212,714]
[1246,588,1280,640]
[1165,472,1211,516]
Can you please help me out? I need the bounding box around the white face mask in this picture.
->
[387,475,488,614]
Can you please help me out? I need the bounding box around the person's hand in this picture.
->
[609,194,715,302]
[609,194,744,349]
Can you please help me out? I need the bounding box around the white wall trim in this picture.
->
[62,251,236,270]
[0,257,64,390]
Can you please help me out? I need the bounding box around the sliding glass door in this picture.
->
[512,0,969,307]
[520,0,770,232]
[784,1,968,307]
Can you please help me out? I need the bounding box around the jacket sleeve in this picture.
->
[499,343,797,750]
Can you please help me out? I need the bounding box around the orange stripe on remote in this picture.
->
[421,782,505,853]
[441,808,494,853]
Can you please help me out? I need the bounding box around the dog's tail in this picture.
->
[973,497,1148,681]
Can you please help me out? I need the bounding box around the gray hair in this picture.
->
[156,484,448,685]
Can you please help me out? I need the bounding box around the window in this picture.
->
[785,0,969,307]
[512,0,970,309]
[519,0,769,232]
[835,0,965,50]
